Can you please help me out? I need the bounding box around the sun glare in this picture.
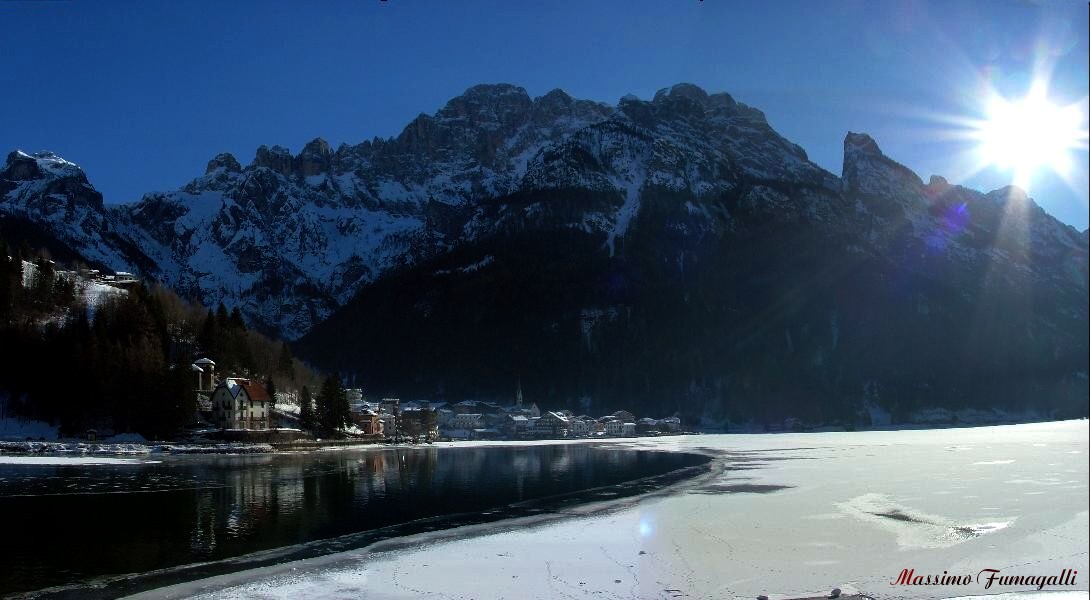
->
[975,89,1086,188]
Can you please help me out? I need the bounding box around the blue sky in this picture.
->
[1,0,1087,228]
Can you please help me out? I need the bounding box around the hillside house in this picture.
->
[211,378,271,430]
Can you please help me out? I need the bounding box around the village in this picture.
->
[191,357,684,444]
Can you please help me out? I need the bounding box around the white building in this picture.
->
[451,413,484,430]
[603,419,624,437]
[533,411,570,438]
[568,417,591,437]
[210,378,271,430]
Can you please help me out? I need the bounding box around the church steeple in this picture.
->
[516,378,523,408]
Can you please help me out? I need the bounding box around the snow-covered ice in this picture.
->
[127,421,1088,600]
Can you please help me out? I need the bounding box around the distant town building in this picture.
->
[351,409,382,435]
[379,398,400,415]
[534,411,570,438]
[451,413,484,430]
[659,416,681,432]
[568,417,591,437]
[503,414,532,437]
[378,412,397,436]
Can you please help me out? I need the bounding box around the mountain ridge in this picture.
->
[2,82,1087,423]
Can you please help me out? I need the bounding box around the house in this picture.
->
[351,409,382,435]
[378,412,397,436]
[621,421,636,436]
[210,378,271,430]
[659,416,681,432]
[503,414,532,437]
[637,417,659,434]
[379,398,400,415]
[534,411,570,438]
[472,427,503,440]
[568,417,591,437]
[603,419,624,437]
[612,410,636,424]
[450,413,484,430]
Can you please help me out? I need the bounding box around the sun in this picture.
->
[974,88,1086,188]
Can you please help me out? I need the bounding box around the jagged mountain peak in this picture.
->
[251,144,294,175]
[537,88,573,106]
[985,184,1029,205]
[3,149,87,182]
[843,131,883,156]
[436,83,534,126]
[842,131,923,197]
[205,152,242,175]
[645,84,766,124]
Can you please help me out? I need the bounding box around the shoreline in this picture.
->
[5,416,1085,459]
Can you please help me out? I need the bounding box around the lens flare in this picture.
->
[974,86,1087,188]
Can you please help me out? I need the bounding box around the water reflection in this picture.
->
[1,445,702,595]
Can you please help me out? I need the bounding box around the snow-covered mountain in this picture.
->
[2,83,851,338]
[2,82,1087,423]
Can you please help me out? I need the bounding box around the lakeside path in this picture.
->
[132,421,1088,600]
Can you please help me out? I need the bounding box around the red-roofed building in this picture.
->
[211,378,272,430]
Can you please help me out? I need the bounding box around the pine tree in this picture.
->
[299,385,315,431]
[197,309,218,357]
[215,303,230,330]
[265,376,277,403]
[229,307,246,330]
[277,342,295,380]
[316,372,347,433]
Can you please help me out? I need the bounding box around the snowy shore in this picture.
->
[124,420,1088,600]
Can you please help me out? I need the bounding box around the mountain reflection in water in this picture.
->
[1,444,704,596]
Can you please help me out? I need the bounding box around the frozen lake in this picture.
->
[139,421,1089,600]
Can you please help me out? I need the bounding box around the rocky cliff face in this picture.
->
[3,83,1087,423]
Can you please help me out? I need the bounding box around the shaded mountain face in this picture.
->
[3,83,1087,424]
